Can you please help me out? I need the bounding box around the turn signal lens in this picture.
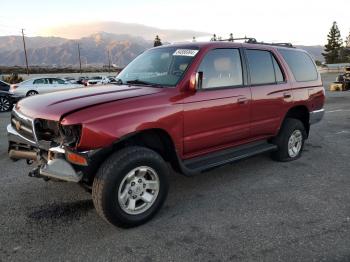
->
[66,152,88,166]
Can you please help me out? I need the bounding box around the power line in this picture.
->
[77,42,82,74]
[21,29,29,75]
[108,49,111,74]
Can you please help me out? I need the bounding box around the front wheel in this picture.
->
[271,118,307,162]
[92,146,169,228]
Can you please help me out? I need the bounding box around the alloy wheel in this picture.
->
[288,130,303,158]
[118,166,160,215]
[0,97,10,112]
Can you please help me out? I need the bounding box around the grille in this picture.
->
[11,109,36,143]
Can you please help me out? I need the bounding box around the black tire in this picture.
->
[26,90,38,96]
[0,96,12,112]
[271,118,307,162]
[92,146,169,228]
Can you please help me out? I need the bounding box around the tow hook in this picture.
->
[28,167,42,178]
[28,167,51,181]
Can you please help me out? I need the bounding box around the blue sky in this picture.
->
[0,0,349,45]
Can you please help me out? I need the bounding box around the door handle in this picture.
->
[283,92,292,99]
[237,97,248,104]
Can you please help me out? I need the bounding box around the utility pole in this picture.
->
[77,43,82,74]
[108,50,111,74]
[21,29,29,75]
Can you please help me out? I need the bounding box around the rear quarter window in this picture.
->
[279,49,318,82]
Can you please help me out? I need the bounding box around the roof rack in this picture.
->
[217,37,294,48]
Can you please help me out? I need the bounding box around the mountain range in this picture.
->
[0,22,325,67]
[0,32,154,67]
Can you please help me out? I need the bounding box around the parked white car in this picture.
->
[86,76,110,86]
[9,77,83,97]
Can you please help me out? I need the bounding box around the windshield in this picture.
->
[117,46,199,87]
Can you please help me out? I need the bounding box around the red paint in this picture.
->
[16,42,325,160]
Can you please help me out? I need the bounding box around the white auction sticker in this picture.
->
[173,49,199,57]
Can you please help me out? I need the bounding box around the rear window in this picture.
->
[279,49,318,82]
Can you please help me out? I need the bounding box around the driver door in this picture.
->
[182,48,251,158]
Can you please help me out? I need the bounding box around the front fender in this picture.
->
[61,93,183,152]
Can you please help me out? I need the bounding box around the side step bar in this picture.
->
[180,141,277,175]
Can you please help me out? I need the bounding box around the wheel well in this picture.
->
[26,90,38,96]
[81,129,181,185]
[117,129,180,168]
[284,106,310,135]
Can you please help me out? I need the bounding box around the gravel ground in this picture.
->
[0,73,350,262]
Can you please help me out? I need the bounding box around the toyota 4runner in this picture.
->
[7,40,325,227]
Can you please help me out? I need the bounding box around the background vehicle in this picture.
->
[0,91,21,112]
[86,76,110,86]
[9,77,82,96]
[77,76,89,85]
[107,76,118,83]
[63,77,77,84]
[330,66,350,91]
[0,80,10,91]
[7,40,325,228]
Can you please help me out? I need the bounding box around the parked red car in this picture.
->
[8,40,325,227]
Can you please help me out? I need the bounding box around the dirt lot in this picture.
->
[0,73,350,262]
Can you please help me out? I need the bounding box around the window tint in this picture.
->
[246,50,276,85]
[279,49,318,82]
[33,78,47,84]
[48,78,65,84]
[198,49,243,89]
[272,56,284,82]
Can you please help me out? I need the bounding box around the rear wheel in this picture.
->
[92,146,169,228]
[26,90,38,96]
[0,96,11,112]
[271,118,306,162]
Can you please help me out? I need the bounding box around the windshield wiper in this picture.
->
[126,79,163,88]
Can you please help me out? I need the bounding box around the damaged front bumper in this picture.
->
[8,123,87,183]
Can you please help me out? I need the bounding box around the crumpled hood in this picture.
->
[16,85,162,121]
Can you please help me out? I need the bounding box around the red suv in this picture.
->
[8,40,325,227]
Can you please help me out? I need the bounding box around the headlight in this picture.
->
[35,119,60,141]
[59,124,82,147]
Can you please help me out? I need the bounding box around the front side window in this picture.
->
[279,49,318,82]
[117,47,199,87]
[198,49,243,89]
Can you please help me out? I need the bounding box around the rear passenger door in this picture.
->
[33,78,49,93]
[244,49,292,138]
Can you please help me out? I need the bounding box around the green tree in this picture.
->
[322,21,343,64]
[192,36,196,42]
[210,34,217,41]
[153,35,162,47]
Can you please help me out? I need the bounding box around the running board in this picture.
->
[182,141,277,174]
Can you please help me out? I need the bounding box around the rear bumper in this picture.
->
[309,109,325,125]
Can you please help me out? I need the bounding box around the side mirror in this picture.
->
[188,71,203,91]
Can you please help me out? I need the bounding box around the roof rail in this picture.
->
[217,37,294,48]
